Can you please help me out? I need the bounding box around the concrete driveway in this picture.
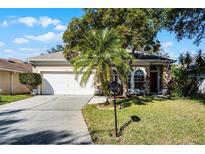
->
[0,95,93,145]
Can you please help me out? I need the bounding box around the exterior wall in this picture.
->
[31,62,170,95]
[162,65,167,90]
[0,70,11,94]
[13,72,30,94]
[0,70,30,95]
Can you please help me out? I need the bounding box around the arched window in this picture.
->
[134,70,145,90]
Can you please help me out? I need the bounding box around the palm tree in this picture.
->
[71,28,133,96]
[184,51,192,68]
[178,53,185,66]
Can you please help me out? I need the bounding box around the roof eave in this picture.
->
[0,68,26,73]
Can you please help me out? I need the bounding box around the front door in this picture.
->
[150,72,158,93]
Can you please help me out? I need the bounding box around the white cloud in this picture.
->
[19,48,40,52]
[4,49,15,53]
[0,41,5,47]
[13,38,29,44]
[25,32,62,42]
[55,24,66,31]
[18,17,38,27]
[39,16,60,28]
[2,16,62,29]
[161,41,173,48]
[1,20,8,27]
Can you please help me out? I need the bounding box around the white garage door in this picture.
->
[42,72,95,95]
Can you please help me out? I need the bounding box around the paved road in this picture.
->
[0,95,93,145]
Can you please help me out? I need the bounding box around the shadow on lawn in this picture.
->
[118,115,141,137]
[116,95,173,107]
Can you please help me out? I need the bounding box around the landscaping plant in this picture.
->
[169,51,204,98]
[19,73,42,94]
[70,28,133,96]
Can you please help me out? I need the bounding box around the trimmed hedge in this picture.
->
[19,73,42,91]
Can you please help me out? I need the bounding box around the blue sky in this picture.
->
[0,8,204,61]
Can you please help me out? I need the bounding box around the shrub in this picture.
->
[169,65,199,98]
[19,73,42,92]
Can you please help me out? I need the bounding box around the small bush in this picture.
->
[19,73,42,92]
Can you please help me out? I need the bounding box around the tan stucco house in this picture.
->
[28,51,175,95]
[0,58,32,95]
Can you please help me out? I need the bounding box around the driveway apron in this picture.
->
[0,95,93,145]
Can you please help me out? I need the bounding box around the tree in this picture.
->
[63,9,164,60]
[178,53,185,66]
[195,49,205,67]
[71,28,133,96]
[184,51,192,68]
[19,73,42,93]
[178,51,193,68]
[47,44,64,54]
[164,8,205,46]
[170,50,203,98]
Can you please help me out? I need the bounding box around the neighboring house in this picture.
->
[0,58,32,95]
[28,51,175,95]
[192,55,205,95]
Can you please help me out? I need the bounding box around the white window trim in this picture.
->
[128,68,147,92]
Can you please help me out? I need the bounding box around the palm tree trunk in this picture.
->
[122,82,128,98]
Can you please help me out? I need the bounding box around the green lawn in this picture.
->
[0,94,32,105]
[82,97,205,144]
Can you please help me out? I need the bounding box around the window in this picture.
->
[128,73,131,89]
[134,70,145,90]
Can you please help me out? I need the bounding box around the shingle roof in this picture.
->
[133,51,175,62]
[0,58,32,72]
[28,51,175,63]
[28,51,66,60]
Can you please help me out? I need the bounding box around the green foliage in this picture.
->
[63,9,205,60]
[47,44,64,54]
[178,53,185,66]
[178,51,192,68]
[171,50,205,98]
[63,9,164,59]
[169,64,199,98]
[19,73,42,91]
[164,8,205,45]
[71,28,133,95]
